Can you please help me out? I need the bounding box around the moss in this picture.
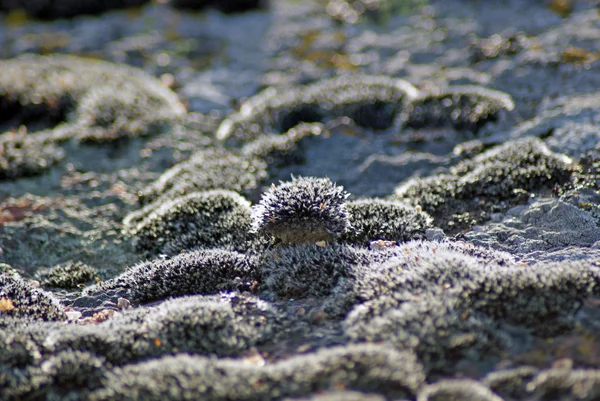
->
[401,85,514,133]
[482,366,539,400]
[469,32,525,63]
[216,75,418,146]
[526,367,600,400]
[90,344,424,401]
[416,379,504,401]
[252,176,352,244]
[45,293,280,365]
[345,292,505,372]
[241,123,324,173]
[138,147,267,205]
[39,261,96,289]
[0,54,184,179]
[342,199,433,246]
[123,190,253,256]
[85,249,258,305]
[0,0,150,19]
[260,244,369,298]
[283,391,386,401]
[395,138,573,232]
[0,138,66,180]
[0,273,65,321]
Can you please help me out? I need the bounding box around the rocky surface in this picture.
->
[2,0,600,400]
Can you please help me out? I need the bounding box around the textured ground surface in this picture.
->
[2,0,600,400]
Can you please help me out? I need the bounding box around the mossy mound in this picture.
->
[416,379,504,401]
[123,190,253,256]
[85,249,258,305]
[138,147,267,205]
[0,273,65,321]
[343,240,600,371]
[0,54,185,179]
[252,176,352,244]
[49,294,279,364]
[260,244,367,299]
[38,261,97,289]
[342,198,433,246]
[395,138,573,232]
[241,123,324,174]
[216,75,418,146]
[401,85,515,134]
[89,344,424,401]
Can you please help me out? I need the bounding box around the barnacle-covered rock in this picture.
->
[123,190,253,256]
[401,85,514,133]
[0,273,65,321]
[138,147,267,205]
[90,344,424,401]
[0,0,149,19]
[395,138,573,232]
[216,75,418,146]
[252,176,352,244]
[0,55,185,179]
[85,249,257,305]
[342,199,433,246]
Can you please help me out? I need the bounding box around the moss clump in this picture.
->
[0,273,65,321]
[216,75,418,146]
[123,190,253,256]
[242,123,323,173]
[138,147,267,205]
[525,367,600,400]
[482,366,539,400]
[416,379,504,401]
[90,344,424,401]
[252,176,352,244]
[45,294,280,365]
[395,138,573,232]
[401,85,514,133]
[260,244,369,298]
[0,0,150,19]
[85,249,257,305]
[0,54,184,179]
[342,199,433,246]
[39,261,96,289]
